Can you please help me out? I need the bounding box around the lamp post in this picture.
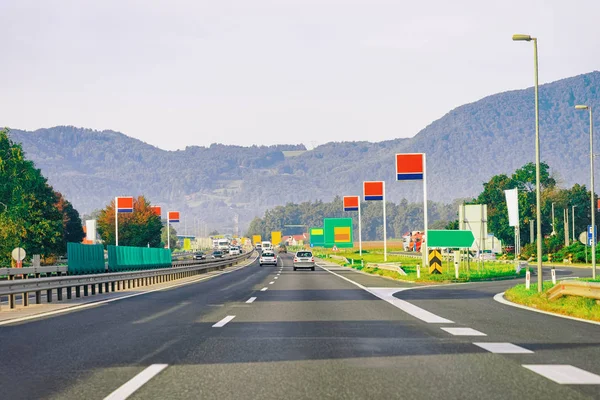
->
[576,104,596,279]
[513,34,543,292]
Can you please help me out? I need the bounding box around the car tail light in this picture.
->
[311,257,315,262]
[294,257,298,262]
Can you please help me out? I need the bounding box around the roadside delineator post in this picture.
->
[526,270,531,290]
[416,264,421,279]
[551,268,556,285]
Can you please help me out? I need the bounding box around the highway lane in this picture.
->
[2,253,599,399]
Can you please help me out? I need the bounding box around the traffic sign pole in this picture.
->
[422,154,429,268]
[115,197,119,246]
[358,200,363,257]
[167,219,171,250]
[383,181,387,262]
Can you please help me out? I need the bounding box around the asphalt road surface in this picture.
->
[2,254,599,399]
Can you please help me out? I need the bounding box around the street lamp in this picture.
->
[576,104,596,279]
[513,33,543,292]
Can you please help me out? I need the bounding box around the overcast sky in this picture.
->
[1,0,599,150]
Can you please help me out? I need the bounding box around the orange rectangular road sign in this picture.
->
[343,196,359,211]
[364,181,384,201]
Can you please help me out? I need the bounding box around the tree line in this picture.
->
[0,128,85,266]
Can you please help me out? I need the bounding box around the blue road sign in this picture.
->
[587,225,597,246]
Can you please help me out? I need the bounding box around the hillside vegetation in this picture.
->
[7,71,600,232]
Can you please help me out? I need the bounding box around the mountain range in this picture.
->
[7,71,600,233]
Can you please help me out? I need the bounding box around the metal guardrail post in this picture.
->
[76,286,81,298]
[8,275,16,309]
[47,288,52,303]
[22,274,29,307]
[57,287,63,301]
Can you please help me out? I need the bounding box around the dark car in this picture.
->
[211,250,224,258]
[193,252,206,260]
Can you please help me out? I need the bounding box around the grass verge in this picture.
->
[314,248,525,284]
[504,282,600,322]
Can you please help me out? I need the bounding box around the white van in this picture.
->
[261,241,272,251]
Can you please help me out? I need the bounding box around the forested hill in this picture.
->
[8,71,600,232]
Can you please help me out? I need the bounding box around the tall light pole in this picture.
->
[551,202,556,235]
[576,104,596,279]
[513,34,543,292]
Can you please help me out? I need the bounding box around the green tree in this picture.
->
[97,196,163,247]
[0,128,64,266]
[161,225,178,250]
[55,191,85,252]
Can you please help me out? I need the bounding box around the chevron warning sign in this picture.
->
[428,249,443,274]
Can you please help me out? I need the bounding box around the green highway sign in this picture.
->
[427,230,475,248]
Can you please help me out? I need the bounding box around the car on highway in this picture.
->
[259,251,278,267]
[293,250,315,271]
[229,246,241,256]
[255,243,262,251]
[277,244,287,253]
[193,251,206,260]
[210,250,224,258]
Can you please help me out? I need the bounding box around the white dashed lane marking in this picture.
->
[246,297,257,304]
[261,287,268,292]
[441,327,486,336]
[104,364,168,400]
[473,342,533,354]
[212,315,236,328]
[523,365,600,384]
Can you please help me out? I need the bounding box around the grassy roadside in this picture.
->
[313,248,525,284]
[504,282,600,322]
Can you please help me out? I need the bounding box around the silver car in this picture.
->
[293,251,315,271]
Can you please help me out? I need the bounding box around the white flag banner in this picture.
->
[505,188,519,227]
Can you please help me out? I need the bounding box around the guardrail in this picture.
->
[547,280,600,301]
[0,251,255,311]
[367,262,407,275]
[0,266,69,278]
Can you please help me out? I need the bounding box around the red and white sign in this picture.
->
[395,153,424,181]
[168,211,180,223]
[116,196,134,213]
[343,196,359,211]
[150,206,162,217]
[364,181,384,201]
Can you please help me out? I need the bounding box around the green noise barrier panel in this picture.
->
[107,245,172,272]
[67,243,106,274]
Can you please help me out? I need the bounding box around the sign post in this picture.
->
[167,211,180,250]
[115,196,134,246]
[12,247,26,268]
[364,181,386,261]
[343,196,362,256]
[395,153,427,267]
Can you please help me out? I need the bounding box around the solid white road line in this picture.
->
[523,365,600,384]
[212,315,236,328]
[246,297,257,304]
[494,292,600,326]
[317,263,454,324]
[261,287,268,291]
[473,342,533,354]
[104,364,168,400]
[441,327,486,336]
[0,255,260,327]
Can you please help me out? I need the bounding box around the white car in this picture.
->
[229,246,241,256]
[293,251,315,271]
[259,251,278,267]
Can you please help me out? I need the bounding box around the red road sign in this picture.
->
[343,196,359,211]
[395,153,424,180]
[150,206,162,217]
[168,211,180,223]
[363,181,384,201]
[116,196,134,213]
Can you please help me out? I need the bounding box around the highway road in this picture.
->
[2,254,600,399]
